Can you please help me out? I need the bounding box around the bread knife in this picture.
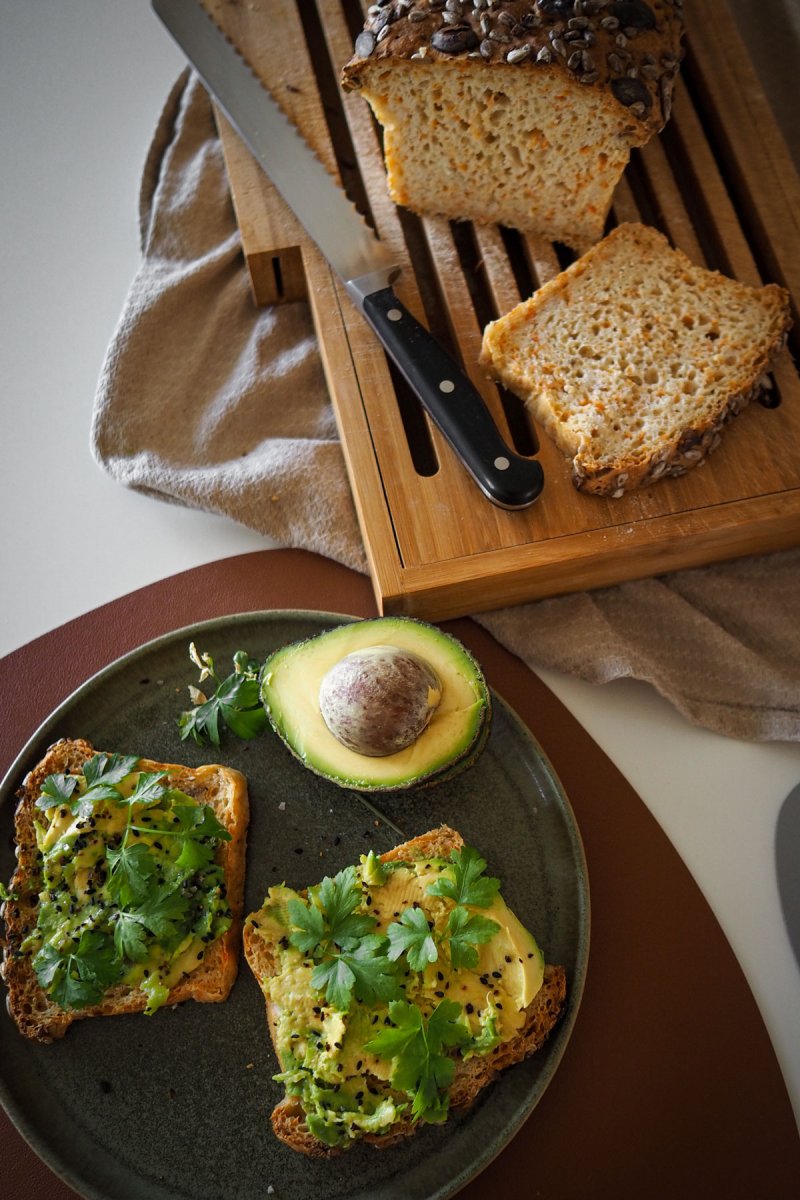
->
[152,0,544,510]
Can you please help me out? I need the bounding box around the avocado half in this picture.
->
[260,617,491,791]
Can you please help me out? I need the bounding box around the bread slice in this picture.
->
[341,2,684,251]
[480,223,792,495]
[1,738,248,1040]
[244,825,566,1157]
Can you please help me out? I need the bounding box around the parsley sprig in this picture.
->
[178,644,268,747]
[33,929,123,1010]
[426,846,501,908]
[35,753,139,819]
[385,847,501,974]
[365,999,471,1123]
[287,866,400,1011]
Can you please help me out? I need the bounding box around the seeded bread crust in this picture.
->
[1,738,249,1041]
[480,223,793,495]
[341,1,684,249]
[244,824,567,1157]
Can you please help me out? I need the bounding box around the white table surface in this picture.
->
[2,0,799,1136]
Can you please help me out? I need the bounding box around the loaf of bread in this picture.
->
[1,738,248,1040]
[480,223,792,495]
[341,0,684,251]
[244,824,566,1156]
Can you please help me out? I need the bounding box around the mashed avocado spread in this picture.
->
[249,844,545,1147]
[23,753,231,1014]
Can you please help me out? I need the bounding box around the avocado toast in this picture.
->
[1,737,248,1040]
[244,825,566,1156]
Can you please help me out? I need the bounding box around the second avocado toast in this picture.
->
[244,825,566,1155]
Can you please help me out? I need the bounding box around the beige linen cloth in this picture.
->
[92,72,800,743]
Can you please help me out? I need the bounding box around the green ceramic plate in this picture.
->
[0,611,589,1200]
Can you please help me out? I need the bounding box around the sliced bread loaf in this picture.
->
[480,223,792,495]
[341,1,684,251]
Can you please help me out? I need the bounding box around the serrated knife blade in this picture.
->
[152,0,544,509]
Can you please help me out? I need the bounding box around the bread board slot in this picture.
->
[207,0,800,621]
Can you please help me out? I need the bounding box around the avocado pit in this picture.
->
[318,645,442,757]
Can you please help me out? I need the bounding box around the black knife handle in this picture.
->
[361,287,543,509]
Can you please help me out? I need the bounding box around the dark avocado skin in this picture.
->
[260,617,491,792]
[413,707,493,790]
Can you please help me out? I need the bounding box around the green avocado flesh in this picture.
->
[248,846,545,1149]
[22,754,231,1015]
[260,617,491,791]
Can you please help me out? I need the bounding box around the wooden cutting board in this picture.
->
[204,0,800,621]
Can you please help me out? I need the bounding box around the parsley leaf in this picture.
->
[33,930,123,1010]
[178,645,268,747]
[126,771,169,807]
[310,936,400,1010]
[113,912,151,962]
[83,753,140,789]
[365,999,470,1123]
[77,753,141,811]
[131,884,190,942]
[288,867,376,959]
[35,773,78,811]
[287,896,326,954]
[126,800,230,873]
[444,905,500,970]
[426,846,501,909]
[386,906,439,972]
[106,841,157,906]
[167,802,231,871]
[316,866,361,930]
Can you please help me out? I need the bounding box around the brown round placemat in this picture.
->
[1,549,798,1198]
